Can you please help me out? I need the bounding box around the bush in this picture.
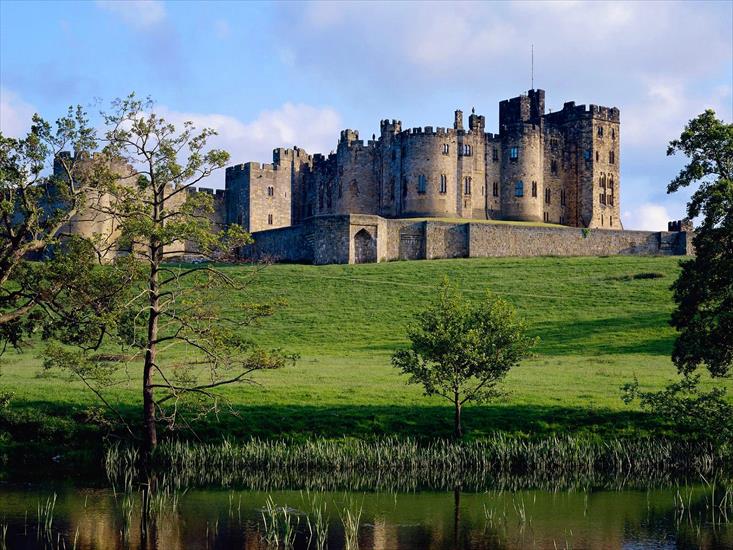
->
[622,374,733,445]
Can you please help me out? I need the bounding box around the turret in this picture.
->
[454,110,463,131]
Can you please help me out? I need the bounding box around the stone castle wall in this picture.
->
[244,214,692,266]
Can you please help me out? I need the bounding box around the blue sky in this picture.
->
[1,0,731,230]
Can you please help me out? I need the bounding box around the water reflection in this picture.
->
[0,484,731,549]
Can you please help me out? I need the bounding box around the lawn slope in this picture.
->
[2,256,730,457]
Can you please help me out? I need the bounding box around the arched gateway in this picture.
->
[353,228,377,263]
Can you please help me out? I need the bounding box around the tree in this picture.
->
[667,109,733,378]
[0,107,114,347]
[622,111,732,443]
[43,95,294,457]
[391,280,537,438]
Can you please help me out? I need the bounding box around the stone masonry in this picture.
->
[226,89,621,233]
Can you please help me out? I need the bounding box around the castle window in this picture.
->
[561,189,566,206]
[544,212,549,222]
[417,174,427,194]
[545,188,551,204]
[610,216,613,226]
[442,144,450,155]
[439,174,447,194]
[337,182,342,198]
[481,185,485,197]
[492,147,499,162]
[601,214,604,226]
[597,126,604,138]
[551,159,558,175]
[595,151,599,162]
[464,176,472,195]
[515,181,524,197]
[267,186,274,196]
[611,128,616,140]
[390,178,395,201]
[462,144,472,156]
[492,181,498,197]
[267,213,273,225]
[531,181,537,198]
[609,151,615,164]
[600,193,606,205]
[510,146,519,161]
[402,177,408,198]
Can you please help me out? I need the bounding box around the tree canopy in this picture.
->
[392,279,537,437]
[667,109,733,377]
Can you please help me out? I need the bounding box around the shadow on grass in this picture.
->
[533,312,675,356]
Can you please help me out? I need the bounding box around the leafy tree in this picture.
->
[623,111,732,443]
[392,280,537,438]
[0,107,115,347]
[42,95,294,457]
[667,109,733,378]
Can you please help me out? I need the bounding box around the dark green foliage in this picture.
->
[392,279,537,437]
[0,107,115,349]
[622,375,733,445]
[667,109,733,378]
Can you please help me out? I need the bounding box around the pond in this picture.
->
[1,483,731,549]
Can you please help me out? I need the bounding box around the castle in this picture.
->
[59,89,692,265]
[225,89,621,233]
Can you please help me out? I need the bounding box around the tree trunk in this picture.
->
[454,393,462,439]
[142,181,163,459]
[142,252,159,457]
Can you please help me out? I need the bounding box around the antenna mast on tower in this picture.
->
[531,44,534,90]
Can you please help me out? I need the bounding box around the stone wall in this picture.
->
[467,224,689,258]
[245,214,692,266]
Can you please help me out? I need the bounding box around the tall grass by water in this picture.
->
[105,435,731,493]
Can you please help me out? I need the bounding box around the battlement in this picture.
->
[668,219,693,232]
[380,119,402,135]
[340,129,359,143]
[544,101,620,124]
[400,126,457,137]
[499,89,545,127]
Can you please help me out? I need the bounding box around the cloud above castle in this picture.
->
[1,0,730,230]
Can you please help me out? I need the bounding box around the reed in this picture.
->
[105,435,732,493]
[260,496,299,549]
[339,500,362,550]
[36,493,56,537]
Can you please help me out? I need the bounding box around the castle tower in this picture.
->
[498,90,545,222]
[378,119,403,217]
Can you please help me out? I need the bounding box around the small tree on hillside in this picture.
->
[392,280,537,438]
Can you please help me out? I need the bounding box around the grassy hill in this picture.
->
[2,255,730,453]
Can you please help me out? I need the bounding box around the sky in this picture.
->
[1,0,731,230]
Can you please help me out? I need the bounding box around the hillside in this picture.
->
[2,256,730,449]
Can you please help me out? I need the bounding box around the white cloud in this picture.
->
[622,203,672,231]
[156,102,342,188]
[0,87,36,137]
[624,79,732,149]
[96,0,166,30]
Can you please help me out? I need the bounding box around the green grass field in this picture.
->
[2,255,731,453]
